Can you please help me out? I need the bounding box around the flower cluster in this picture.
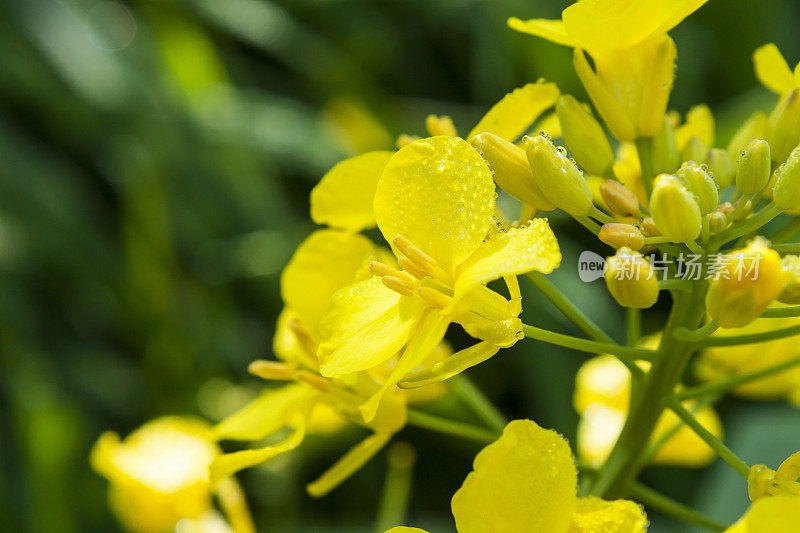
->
[91,1,800,532]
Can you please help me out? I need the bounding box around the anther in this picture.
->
[417,286,453,309]
[248,360,297,381]
[381,275,416,296]
[397,256,428,279]
[295,370,330,392]
[287,316,319,356]
[425,114,457,137]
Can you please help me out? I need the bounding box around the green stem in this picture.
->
[673,320,718,342]
[696,322,800,347]
[628,482,727,532]
[374,443,416,533]
[772,215,800,244]
[641,397,717,464]
[526,272,616,344]
[573,215,602,235]
[450,375,507,433]
[521,324,654,362]
[687,240,705,255]
[590,206,615,224]
[626,308,641,347]
[760,306,800,318]
[406,410,498,444]
[674,353,800,401]
[664,397,750,478]
[710,202,783,249]
[773,243,800,254]
[658,278,691,292]
[726,194,753,224]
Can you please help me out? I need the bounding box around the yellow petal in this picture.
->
[675,104,715,150]
[573,49,636,141]
[452,284,523,347]
[281,229,378,337]
[310,151,394,232]
[273,308,317,368]
[574,355,633,415]
[209,408,310,486]
[317,276,425,377]
[468,80,561,142]
[725,495,800,533]
[569,496,648,533]
[753,44,796,95]
[451,419,577,533]
[399,341,499,388]
[454,218,561,297]
[507,17,576,47]
[360,310,450,422]
[306,431,392,497]
[213,384,310,442]
[651,404,723,467]
[374,136,496,273]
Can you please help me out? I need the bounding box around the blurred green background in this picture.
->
[2,0,800,531]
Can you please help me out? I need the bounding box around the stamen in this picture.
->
[381,275,416,296]
[287,316,319,357]
[248,360,296,380]
[425,114,458,137]
[417,286,453,309]
[397,256,428,279]
[392,235,443,280]
[396,134,420,149]
[296,370,330,392]
[369,261,415,284]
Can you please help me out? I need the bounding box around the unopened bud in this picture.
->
[718,201,734,217]
[525,134,593,216]
[650,174,702,243]
[599,223,645,250]
[768,88,800,163]
[641,217,660,236]
[600,180,640,218]
[676,161,719,214]
[705,237,786,328]
[650,115,681,175]
[736,139,771,195]
[604,247,659,309]
[708,211,727,234]
[727,111,768,159]
[779,255,800,304]
[471,132,556,211]
[681,136,709,165]
[707,148,735,189]
[772,146,800,211]
[556,95,615,177]
[425,115,457,137]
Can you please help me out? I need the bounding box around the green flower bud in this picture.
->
[649,174,702,243]
[708,211,727,234]
[599,223,645,250]
[525,134,593,216]
[736,139,771,195]
[471,132,556,211]
[599,180,640,218]
[779,255,800,304]
[706,237,786,328]
[768,88,800,164]
[681,136,710,165]
[676,161,719,214]
[650,115,681,176]
[707,148,735,189]
[555,95,615,177]
[604,247,659,309]
[773,145,800,212]
[727,111,767,159]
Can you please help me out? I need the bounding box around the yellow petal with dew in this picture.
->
[506,17,576,47]
[213,384,310,442]
[318,276,425,377]
[306,431,393,498]
[467,80,561,142]
[281,229,378,337]
[374,136,496,274]
[569,496,648,533]
[451,419,578,533]
[753,43,796,95]
[399,341,499,389]
[310,151,393,232]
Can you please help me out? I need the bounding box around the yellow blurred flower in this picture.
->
[753,44,800,95]
[725,495,800,533]
[510,0,709,140]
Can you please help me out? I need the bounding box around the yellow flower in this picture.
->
[695,314,800,402]
[747,450,800,500]
[509,0,708,141]
[318,136,561,422]
[574,351,723,468]
[210,229,447,496]
[90,417,253,533]
[724,495,800,533]
[753,43,800,95]
[386,419,647,532]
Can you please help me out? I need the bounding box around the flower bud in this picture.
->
[718,201,734,217]
[649,174,702,243]
[736,139,771,195]
[727,111,767,159]
[768,88,800,164]
[556,95,615,177]
[604,247,659,309]
[599,223,645,250]
[471,132,556,211]
[708,211,727,234]
[676,161,719,214]
[681,136,709,165]
[650,116,681,175]
[778,255,800,304]
[641,217,660,236]
[525,134,593,216]
[706,237,786,328]
[707,148,735,189]
[773,146,800,211]
[599,180,640,218]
